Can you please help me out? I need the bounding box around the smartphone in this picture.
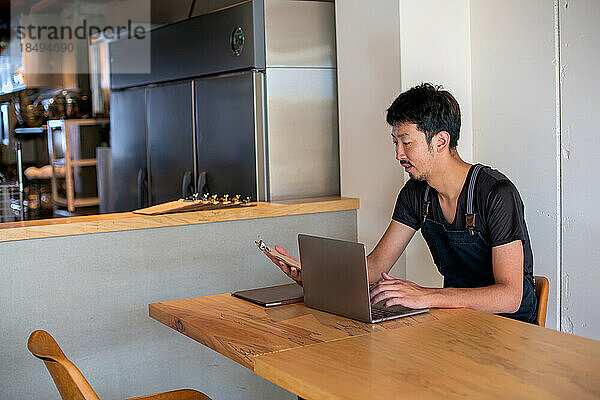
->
[255,240,301,270]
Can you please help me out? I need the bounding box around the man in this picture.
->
[266,83,537,324]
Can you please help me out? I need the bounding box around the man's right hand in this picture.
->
[264,245,302,286]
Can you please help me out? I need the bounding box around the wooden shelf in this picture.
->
[54,196,99,207]
[62,118,109,126]
[47,119,107,213]
[71,159,97,167]
[52,159,97,167]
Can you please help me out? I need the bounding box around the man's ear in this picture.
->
[434,131,450,153]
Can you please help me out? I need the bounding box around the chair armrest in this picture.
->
[124,389,211,400]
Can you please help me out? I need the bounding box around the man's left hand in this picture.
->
[369,272,433,309]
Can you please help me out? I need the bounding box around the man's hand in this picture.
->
[264,245,302,286]
[369,272,432,309]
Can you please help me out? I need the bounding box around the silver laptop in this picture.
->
[298,233,429,323]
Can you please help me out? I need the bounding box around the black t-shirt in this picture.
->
[392,165,533,276]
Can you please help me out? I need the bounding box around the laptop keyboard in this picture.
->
[371,307,403,319]
[371,304,421,321]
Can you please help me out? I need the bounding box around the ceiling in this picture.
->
[3,0,251,26]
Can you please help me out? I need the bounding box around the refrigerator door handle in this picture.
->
[197,170,209,195]
[137,167,148,209]
[182,170,194,199]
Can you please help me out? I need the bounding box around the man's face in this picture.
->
[391,123,435,181]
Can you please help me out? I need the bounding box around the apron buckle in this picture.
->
[422,201,430,224]
[466,213,476,236]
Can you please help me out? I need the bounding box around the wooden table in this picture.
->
[149,294,600,399]
[254,309,600,399]
[149,293,459,369]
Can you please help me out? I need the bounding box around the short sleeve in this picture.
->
[392,180,422,230]
[485,180,526,247]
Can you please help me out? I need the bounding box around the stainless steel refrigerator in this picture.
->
[109,0,339,212]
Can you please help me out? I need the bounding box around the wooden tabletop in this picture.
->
[253,309,600,400]
[149,293,460,369]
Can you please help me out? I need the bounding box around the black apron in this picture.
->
[420,164,537,324]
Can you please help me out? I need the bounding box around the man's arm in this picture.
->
[369,240,524,313]
[367,220,416,284]
[266,219,416,287]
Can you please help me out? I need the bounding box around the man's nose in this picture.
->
[395,144,406,160]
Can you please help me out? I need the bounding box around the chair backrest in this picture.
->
[27,330,101,400]
[534,275,550,327]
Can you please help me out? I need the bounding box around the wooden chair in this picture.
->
[534,275,550,327]
[27,330,211,400]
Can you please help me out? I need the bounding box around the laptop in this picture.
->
[232,283,303,307]
[298,233,429,323]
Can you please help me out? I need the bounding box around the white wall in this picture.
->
[336,0,600,339]
[559,0,600,339]
[335,0,472,282]
[399,0,473,287]
[470,0,559,330]
[399,0,473,162]
[335,1,405,277]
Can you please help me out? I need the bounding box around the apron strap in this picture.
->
[466,164,484,236]
[422,185,431,224]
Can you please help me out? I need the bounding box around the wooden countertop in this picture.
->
[0,196,359,243]
[149,293,462,370]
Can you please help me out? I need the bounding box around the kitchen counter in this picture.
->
[2,195,358,400]
[0,196,359,242]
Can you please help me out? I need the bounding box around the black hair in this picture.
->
[386,83,461,149]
